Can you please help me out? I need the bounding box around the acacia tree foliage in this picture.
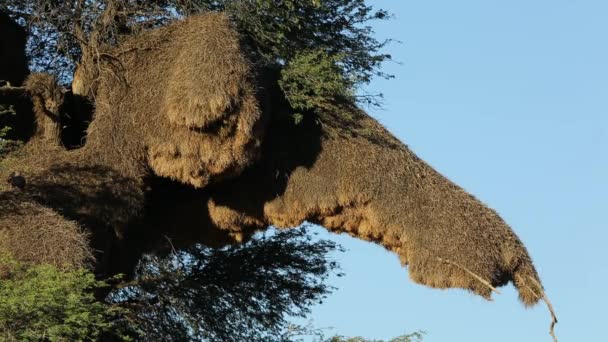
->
[1,0,391,115]
[0,105,21,157]
[327,333,425,342]
[0,255,120,341]
[0,228,342,341]
[0,107,13,139]
[111,228,343,341]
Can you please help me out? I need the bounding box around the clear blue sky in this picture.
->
[303,1,608,341]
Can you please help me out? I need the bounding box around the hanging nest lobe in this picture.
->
[83,13,264,187]
[204,112,547,307]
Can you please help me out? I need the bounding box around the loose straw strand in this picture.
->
[436,257,501,295]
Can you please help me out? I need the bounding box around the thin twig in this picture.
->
[164,235,177,256]
[436,256,502,295]
[0,84,27,96]
[545,295,558,342]
[527,276,559,342]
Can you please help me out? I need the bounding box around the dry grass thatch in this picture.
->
[81,13,264,187]
[0,140,145,275]
[0,192,92,274]
[23,73,64,144]
[205,111,545,307]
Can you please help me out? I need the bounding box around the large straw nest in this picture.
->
[82,13,264,187]
[1,10,547,310]
[205,110,545,306]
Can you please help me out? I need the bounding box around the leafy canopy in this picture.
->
[0,228,343,341]
[0,255,121,341]
[2,0,392,120]
[110,227,343,341]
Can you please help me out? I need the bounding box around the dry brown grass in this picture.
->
[23,73,64,144]
[81,13,264,187]
[206,111,545,306]
[0,139,144,274]
[0,192,92,273]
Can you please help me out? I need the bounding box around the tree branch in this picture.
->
[0,84,27,97]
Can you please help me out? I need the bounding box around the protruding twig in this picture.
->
[516,274,558,342]
[436,256,502,295]
[528,276,558,342]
